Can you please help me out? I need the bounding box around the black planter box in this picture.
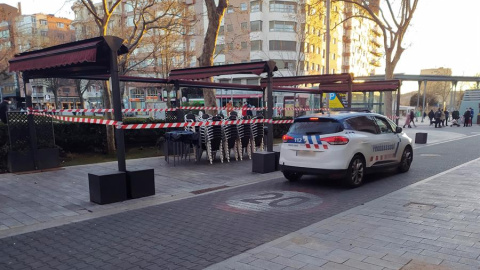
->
[252,151,276,174]
[126,167,155,199]
[8,151,35,173]
[37,148,60,170]
[88,171,127,205]
[415,133,427,144]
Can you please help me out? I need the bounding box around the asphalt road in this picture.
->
[1,134,480,270]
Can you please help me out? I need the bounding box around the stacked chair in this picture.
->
[181,110,264,164]
[251,114,265,152]
[199,114,224,164]
[237,115,254,160]
[222,114,241,162]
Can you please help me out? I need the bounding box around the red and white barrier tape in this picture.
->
[32,112,121,126]
[30,106,328,113]
[121,119,272,129]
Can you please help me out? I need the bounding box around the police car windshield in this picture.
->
[289,118,343,135]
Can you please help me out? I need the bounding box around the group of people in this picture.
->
[225,100,255,117]
[427,108,450,128]
[427,107,475,127]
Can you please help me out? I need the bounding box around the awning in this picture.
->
[261,73,353,88]
[8,36,128,78]
[169,61,277,80]
[318,80,400,92]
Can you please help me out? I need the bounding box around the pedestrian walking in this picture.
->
[409,110,417,127]
[403,113,411,128]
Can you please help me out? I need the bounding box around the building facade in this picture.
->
[0,3,76,109]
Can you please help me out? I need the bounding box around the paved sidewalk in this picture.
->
[207,156,480,270]
[0,156,283,238]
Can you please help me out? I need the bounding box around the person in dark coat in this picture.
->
[434,108,442,128]
[0,98,10,124]
[428,109,435,126]
[463,109,471,127]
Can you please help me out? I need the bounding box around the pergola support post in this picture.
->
[421,80,427,123]
[396,83,401,125]
[105,37,126,172]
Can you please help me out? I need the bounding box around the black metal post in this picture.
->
[422,80,427,122]
[266,61,275,152]
[396,84,401,125]
[24,79,39,170]
[105,37,126,172]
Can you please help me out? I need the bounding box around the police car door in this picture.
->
[372,116,399,164]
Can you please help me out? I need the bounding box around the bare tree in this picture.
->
[77,0,189,153]
[73,79,94,111]
[44,78,68,109]
[338,0,419,116]
[197,0,228,115]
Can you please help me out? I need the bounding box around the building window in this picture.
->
[226,24,233,32]
[332,53,335,60]
[240,3,247,11]
[57,22,64,28]
[251,40,263,51]
[250,20,263,32]
[241,41,247,49]
[273,59,295,69]
[322,49,325,58]
[269,1,297,13]
[227,5,234,13]
[40,19,47,25]
[250,1,262,12]
[227,43,234,50]
[40,31,48,37]
[241,22,248,30]
[269,40,296,51]
[269,20,296,32]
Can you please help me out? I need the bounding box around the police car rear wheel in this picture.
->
[283,171,302,182]
[344,155,365,188]
[398,146,413,173]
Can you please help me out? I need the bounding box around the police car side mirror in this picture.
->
[395,127,403,133]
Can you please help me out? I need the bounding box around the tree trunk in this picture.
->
[384,63,394,117]
[103,82,116,154]
[197,0,228,116]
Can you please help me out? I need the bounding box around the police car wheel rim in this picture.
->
[401,148,412,170]
[350,158,364,185]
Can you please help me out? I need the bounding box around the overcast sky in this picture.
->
[3,0,480,92]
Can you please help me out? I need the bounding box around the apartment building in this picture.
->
[190,0,382,109]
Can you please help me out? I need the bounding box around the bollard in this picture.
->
[415,132,427,144]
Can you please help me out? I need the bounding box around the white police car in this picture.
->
[279,112,413,187]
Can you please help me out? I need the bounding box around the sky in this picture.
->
[2,0,480,92]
